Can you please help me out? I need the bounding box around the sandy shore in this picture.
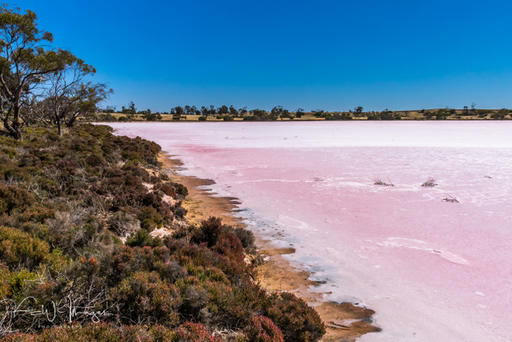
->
[159,152,380,341]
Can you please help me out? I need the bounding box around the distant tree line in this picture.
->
[0,5,111,139]
[98,104,512,122]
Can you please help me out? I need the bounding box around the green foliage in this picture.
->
[0,6,80,139]
[113,271,181,326]
[8,269,38,300]
[0,263,11,298]
[138,206,164,231]
[0,226,49,269]
[125,229,162,247]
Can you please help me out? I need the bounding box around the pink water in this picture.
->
[108,121,512,342]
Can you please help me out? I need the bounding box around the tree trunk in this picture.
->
[57,119,62,136]
[3,109,22,140]
[66,115,77,128]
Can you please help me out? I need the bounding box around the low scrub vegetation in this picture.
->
[0,124,325,341]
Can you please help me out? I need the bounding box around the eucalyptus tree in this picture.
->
[0,6,76,139]
[229,105,238,116]
[40,59,110,135]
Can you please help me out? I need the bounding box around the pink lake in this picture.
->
[108,121,512,342]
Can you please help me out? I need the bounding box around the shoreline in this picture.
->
[159,152,380,341]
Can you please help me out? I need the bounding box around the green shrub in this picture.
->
[126,229,162,247]
[0,262,10,298]
[8,269,38,300]
[0,226,50,269]
[138,206,164,231]
[113,271,181,326]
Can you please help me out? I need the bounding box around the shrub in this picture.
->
[121,164,151,182]
[190,218,246,260]
[224,226,255,250]
[215,231,244,261]
[85,153,105,167]
[245,316,284,342]
[155,182,176,197]
[0,323,178,342]
[265,292,325,342]
[8,269,38,300]
[173,206,187,219]
[171,182,188,198]
[125,230,162,247]
[179,284,210,319]
[0,262,10,298]
[175,322,219,342]
[190,217,223,247]
[0,226,50,269]
[113,271,181,326]
[0,185,33,215]
[138,206,164,231]
[141,192,173,220]
[108,211,140,236]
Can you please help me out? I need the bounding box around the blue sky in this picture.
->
[15,0,512,112]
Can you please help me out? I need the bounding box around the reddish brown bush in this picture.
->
[245,316,284,342]
[0,323,177,342]
[0,185,33,215]
[265,292,325,342]
[175,322,219,342]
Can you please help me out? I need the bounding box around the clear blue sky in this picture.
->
[15,0,512,112]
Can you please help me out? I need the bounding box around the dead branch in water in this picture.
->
[374,178,394,187]
[443,195,459,203]
[421,178,438,187]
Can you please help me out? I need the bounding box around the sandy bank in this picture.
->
[158,152,380,341]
